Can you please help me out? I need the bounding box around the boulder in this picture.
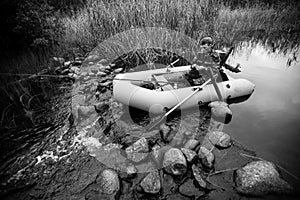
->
[86,55,101,63]
[170,131,185,146]
[93,143,127,169]
[68,73,76,79]
[125,165,137,176]
[184,139,200,150]
[98,58,109,65]
[208,101,232,124]
[99,169,120,195]
[99,81,112,88]
[78,105,95,117]
[125,137,149,163]
[235,161,293,196]
[159,124,171,142]
[198,147,214,169]
[136,160,156,173]
[72,60,82,66]
[75,57,83,61]
[97,71,107,77]
[151,144,161,163]
[81,71,88,77]
[192,164,207,188]
[163,148,187,176]
[151,145,171,168]
[208,101,227,108]
[64,61,71,67]
[109,63,116,68]
[70,66,80,74]
[181,148,197,163]
[117,162,137,179]
[61,68,70,75]
[90,68,98,74]
[114,68,123,74]
[88,72,95,77]
[52,57,65,65]
[140,170,161,194]
[94,102,109,114]
[98,64,107,72]
[207,131,231,148]
[104,65,112,71]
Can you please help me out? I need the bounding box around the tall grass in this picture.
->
[216,3,300,53]
[1,0,299,75]
[61,0,222,53]
[61,0,300,57]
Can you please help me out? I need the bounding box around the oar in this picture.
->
[207,67,223,101]
[114,78,172,84]
[166,59,180,72]
[113,78,185,86]
[167,59,180,68]
[147,78,212,130]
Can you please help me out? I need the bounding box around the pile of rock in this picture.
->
[94,135,293,199]
[51,56,124,85]
[52,57,83,79]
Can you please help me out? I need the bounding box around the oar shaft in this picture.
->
[164,78,211,116]
[207,67,223,101]
[167,59,180,68]
[113,78,178,85]
[147,78,211,130]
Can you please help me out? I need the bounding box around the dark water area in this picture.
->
[0,76,73,180]
[224,43,300,186]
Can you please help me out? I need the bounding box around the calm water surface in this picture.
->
[225,44,300,183]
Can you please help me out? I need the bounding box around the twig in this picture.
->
[206,179,227,191]
[209,145,215,152]
[231,137,256,153]
[207,167,238,178]
[216,151,228,163]
[239,153,262,160]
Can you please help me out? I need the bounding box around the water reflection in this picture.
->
[225,43,300,184]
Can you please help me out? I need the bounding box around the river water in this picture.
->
[224,43,300,185]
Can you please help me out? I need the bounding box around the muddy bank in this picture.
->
[0,55,298,200]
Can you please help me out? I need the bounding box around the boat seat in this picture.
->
[153,75,174,91]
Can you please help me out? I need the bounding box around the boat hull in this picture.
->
[113,66,255,114]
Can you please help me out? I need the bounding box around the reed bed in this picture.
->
[61,0,300,55]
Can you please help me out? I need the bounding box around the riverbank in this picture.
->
[0,53,298,200]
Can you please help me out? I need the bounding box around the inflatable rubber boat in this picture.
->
[113,65,255,114]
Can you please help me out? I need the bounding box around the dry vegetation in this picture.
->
[1,0,299,74]
[61,0,300,56]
